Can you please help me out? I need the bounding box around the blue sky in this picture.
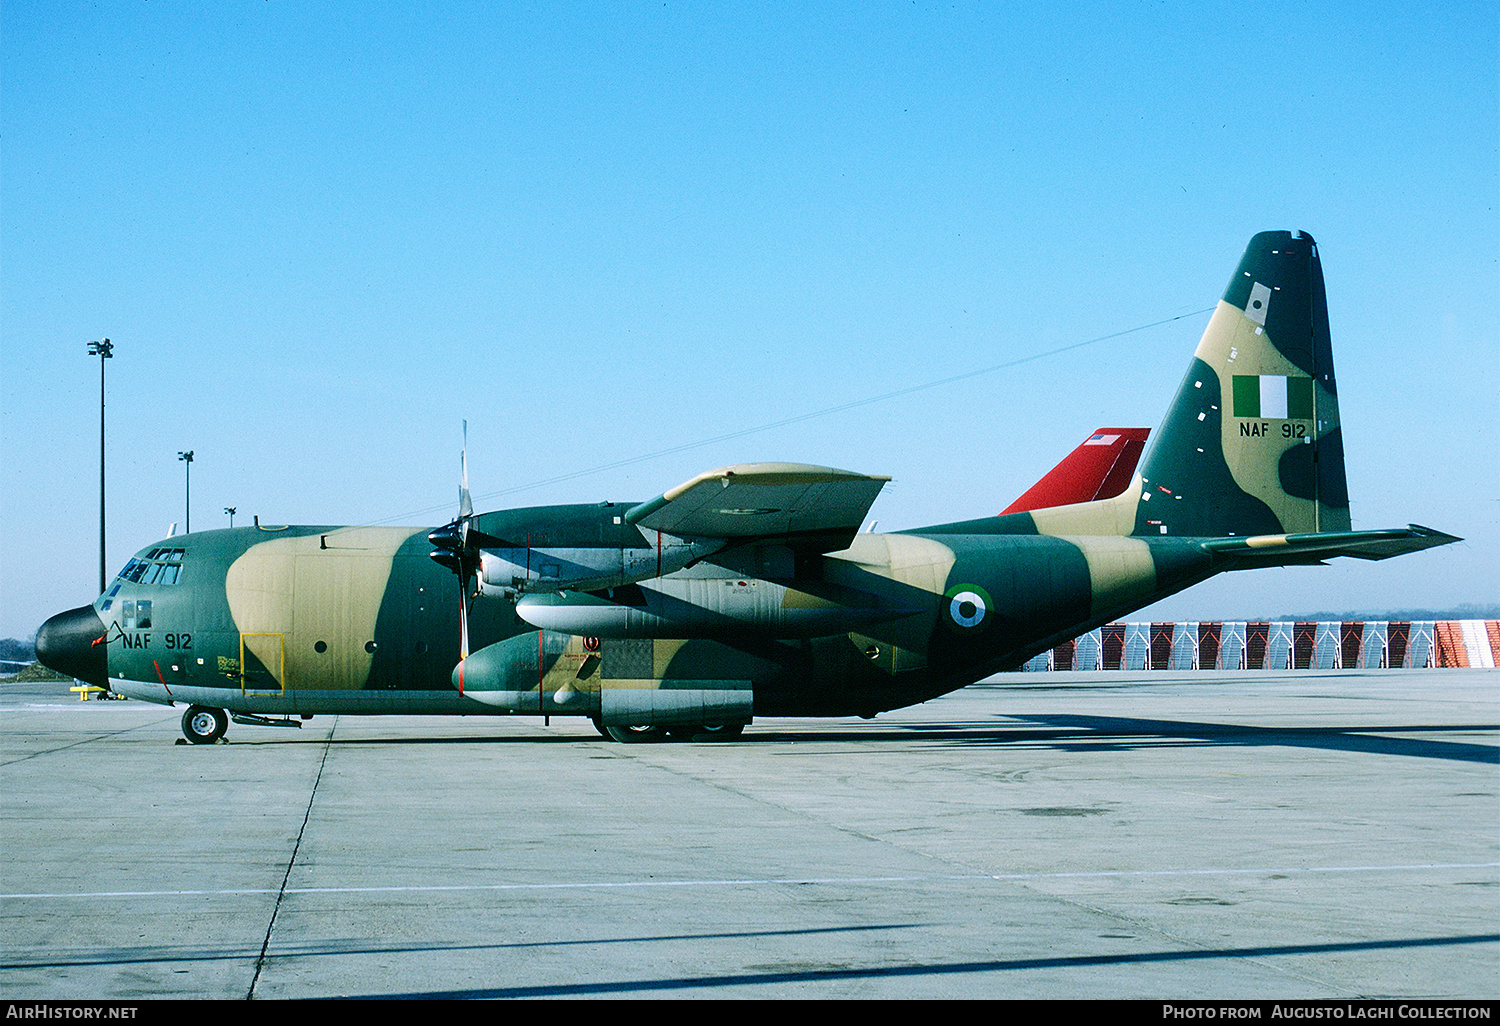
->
[3,2,1496,638]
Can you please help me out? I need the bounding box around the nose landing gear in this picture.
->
[181,706,228,744]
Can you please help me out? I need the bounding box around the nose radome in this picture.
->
[35,605,109,687]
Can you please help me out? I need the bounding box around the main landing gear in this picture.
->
[181,705,228,745]
[592,718,746,743]
[689,723,745,740]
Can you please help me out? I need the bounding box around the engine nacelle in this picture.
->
[451,631,751,727]
[515,577,923,639]
[476,530,723,597]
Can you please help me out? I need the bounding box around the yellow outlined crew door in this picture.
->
[240,633,286,695]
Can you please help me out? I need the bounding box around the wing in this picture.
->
[625,463,890,550]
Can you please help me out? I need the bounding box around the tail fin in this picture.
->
[1018,232,1457,562]
[1132,230,1350,537]
[1001,428,1149,515]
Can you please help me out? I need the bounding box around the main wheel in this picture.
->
[182,705,228,745]
[697,722,745,740]
[666,723,747,741]
[604,723,668,743]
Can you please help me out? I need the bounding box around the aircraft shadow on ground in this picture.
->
[222,716,1500,764]
[10,929,1495,998]
[0,923,921,971]
[959,714,1499,765]
[355,932,1500,999]
[770,715,1500,765]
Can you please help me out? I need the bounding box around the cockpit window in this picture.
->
[116,548,186,586]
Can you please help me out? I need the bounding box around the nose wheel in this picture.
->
[182,706,228,744]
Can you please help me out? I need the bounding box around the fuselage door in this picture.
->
[240,632,286,695]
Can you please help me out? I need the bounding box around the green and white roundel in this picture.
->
[944,584,992,630]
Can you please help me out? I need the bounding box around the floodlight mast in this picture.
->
[86,339,113,594]
[178,451,194,533]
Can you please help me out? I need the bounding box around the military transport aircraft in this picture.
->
[36,231,1458,744]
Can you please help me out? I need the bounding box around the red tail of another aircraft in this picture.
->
[1001,428,1150,515]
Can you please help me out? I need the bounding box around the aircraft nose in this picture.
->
[35,605,109,687]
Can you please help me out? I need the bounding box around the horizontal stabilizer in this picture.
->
[1202,524,1461,566]
[625,463,889,546]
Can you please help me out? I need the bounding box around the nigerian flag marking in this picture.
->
[1232,375,1313,419]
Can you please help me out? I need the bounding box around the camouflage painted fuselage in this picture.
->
[95,512,1218,718]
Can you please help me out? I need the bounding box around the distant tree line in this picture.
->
[0,637,36,664]
[1274,605,1500,622]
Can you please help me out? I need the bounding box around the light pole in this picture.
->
[224,506,236,528]
[87,339,114,593]
[178,451,194,533]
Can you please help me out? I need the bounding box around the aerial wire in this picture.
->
[365,306,1215,526]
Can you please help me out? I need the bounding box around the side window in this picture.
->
[136,600,152,629]
[122,599,136,628]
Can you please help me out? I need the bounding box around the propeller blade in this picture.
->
[459,419,473,523]
[459,578,470,660]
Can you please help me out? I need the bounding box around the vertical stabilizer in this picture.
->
[1132,230,1350,537]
